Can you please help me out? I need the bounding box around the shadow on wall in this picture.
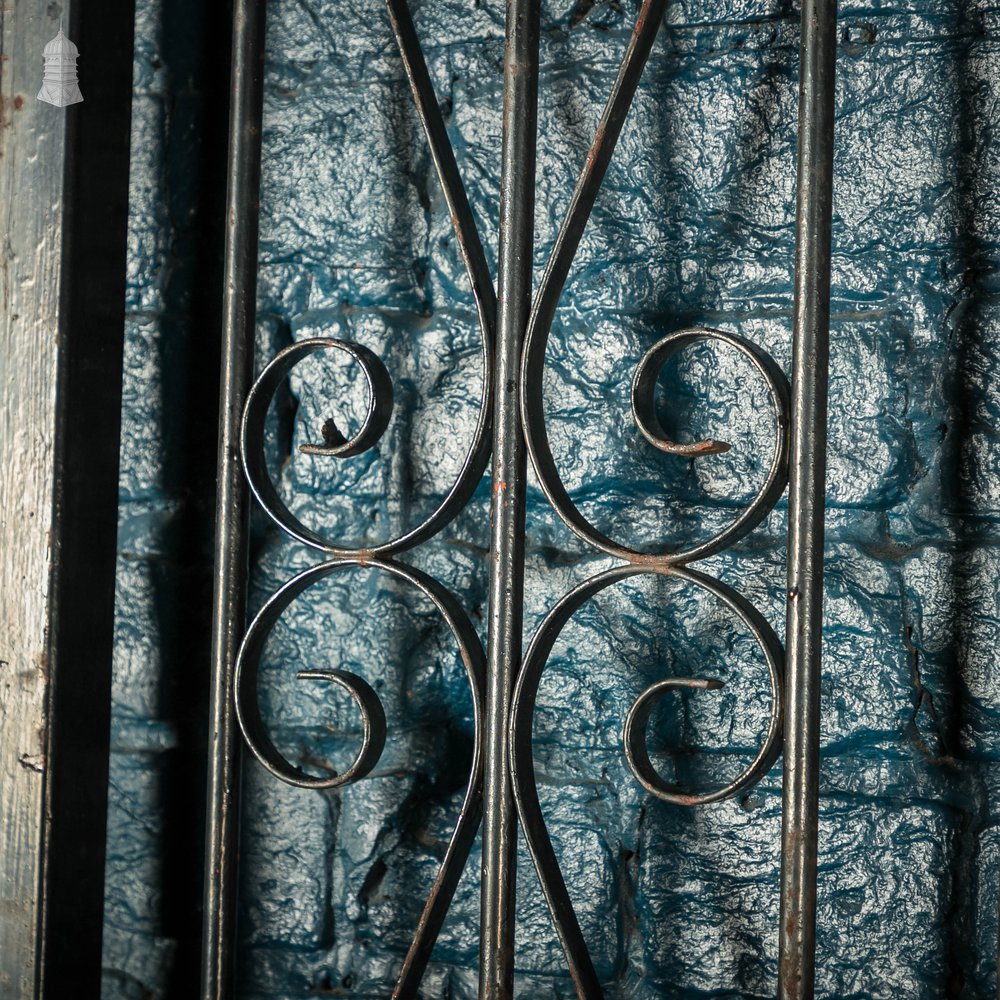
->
[936,0,998,994]
[152,2,232,994]
[103,0,233,997]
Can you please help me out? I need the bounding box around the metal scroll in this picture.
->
[203,0,837,997]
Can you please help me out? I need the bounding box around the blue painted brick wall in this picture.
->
[103,0,1000,996]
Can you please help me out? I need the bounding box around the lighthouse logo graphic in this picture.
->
[37,28,83,107]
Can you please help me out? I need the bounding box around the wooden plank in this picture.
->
[0,3,68,994]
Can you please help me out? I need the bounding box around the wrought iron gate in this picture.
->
[203,0,837,997]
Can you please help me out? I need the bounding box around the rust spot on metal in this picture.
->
[653,437,731,457]
[635,0,652,31]
[12,95,23,111]
[782,965,801,996]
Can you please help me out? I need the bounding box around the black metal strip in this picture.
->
[779,0,838,993]
[479,1,540,996]
[201,1,267,996]
[36,0,136,994]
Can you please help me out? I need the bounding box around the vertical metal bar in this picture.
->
[479,1,539,996]
[201,1,267,996]
[779,0,837,994]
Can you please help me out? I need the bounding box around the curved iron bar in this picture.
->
[227,0,800,993]
[520,0,667,564]
[629,326,790,561]
[377,0,499,556]
[234,557,486,998]
[510,565,784,998]
[385,0,497,346]
[506,1,793,993]
[231,2,500,995]
[242,338,396,552]
[519,0,789,563]
[242,0,497,561]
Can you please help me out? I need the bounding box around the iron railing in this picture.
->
[203,0,837,997]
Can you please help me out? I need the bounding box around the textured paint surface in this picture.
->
[104,0,1000,997]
